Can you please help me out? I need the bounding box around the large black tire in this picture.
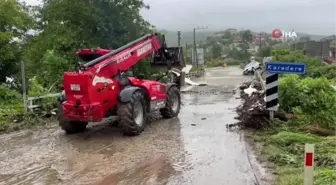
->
[117,91,147,136]
[160,86,181,118]
[58,103,88,134]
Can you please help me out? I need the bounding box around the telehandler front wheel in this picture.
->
[117,91,147,136]
[59,120,88,134]
[160,86,181,118]
[58,104,88,134]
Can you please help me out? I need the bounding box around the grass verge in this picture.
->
[246,123,336,185]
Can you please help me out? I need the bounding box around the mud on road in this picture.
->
[0,67,271,185]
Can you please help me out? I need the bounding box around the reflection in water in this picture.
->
[92,117,186,185]
[0,116,186,185]
[95,154,176,185]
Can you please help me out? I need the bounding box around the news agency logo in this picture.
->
[272,29,297,40]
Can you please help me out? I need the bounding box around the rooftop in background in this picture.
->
[320,35,336,41]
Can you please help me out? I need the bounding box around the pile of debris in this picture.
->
[236,79,288,129]
[236,80,270,129]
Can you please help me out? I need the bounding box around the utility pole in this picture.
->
[20,60,27,113]
[193,28,196,66]
[177,31,181,47]
[193,26,208,67]
[259,33,262,57]
[185,42,188,63]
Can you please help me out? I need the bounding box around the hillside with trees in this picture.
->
[163,30,329,47]
[168,28,333,68]
[179,29,264,66]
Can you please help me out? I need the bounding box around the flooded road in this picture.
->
[0,66,269,185]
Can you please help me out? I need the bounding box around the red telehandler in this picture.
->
[57,33,184,136]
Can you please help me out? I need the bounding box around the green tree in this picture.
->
[24,0,152,87]
[211,43,222,58]
[220,31,233,45]
[272,42,290,49]
[230,48,248,60]
[241,30,253,44]
[272,49,336,79]
[223,31,232,39]
[222,46,231,54]
[257,46,272,58]
[234,30,252,60]
[0,0,33,83]
[330,40,336,49]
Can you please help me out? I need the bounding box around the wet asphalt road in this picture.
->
[0,66,269,185]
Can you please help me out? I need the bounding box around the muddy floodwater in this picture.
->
[0,67,271,185]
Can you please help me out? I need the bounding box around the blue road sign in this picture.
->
[265,62,306,74]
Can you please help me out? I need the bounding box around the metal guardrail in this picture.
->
[27,93,62,110]
[185,70,205,79]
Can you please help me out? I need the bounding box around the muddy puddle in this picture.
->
[0,67,271,185]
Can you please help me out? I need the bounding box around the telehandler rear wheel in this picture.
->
[58,103,88,134]
[117,91,147,136]
[160,86,181,118]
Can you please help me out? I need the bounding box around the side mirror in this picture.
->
[137,74,145,79]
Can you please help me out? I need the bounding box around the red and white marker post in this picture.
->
[304,144,315,185]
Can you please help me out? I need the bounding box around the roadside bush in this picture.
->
[0,84,23,114]
[272,49,319,66]
[309,65,336,80]
[315,169,336,185]
[225,59,241,66]
[279,75,336,130]
[0,77,60,131]
[28,77,58,111]
[206,59,223,67]
[272,49,335,80]
[0,84,24,130]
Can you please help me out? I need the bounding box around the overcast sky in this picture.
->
[25,0,336,35]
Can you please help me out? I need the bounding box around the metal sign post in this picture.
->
[265,73,279,119]
[264,62,307,119]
